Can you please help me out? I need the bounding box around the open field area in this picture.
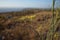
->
[0,9,60,40]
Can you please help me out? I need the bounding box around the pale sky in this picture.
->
[0,0,60,8]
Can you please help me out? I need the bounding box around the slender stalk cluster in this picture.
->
[46,0,60,40]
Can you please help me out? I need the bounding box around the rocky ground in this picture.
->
[0,9,60,40]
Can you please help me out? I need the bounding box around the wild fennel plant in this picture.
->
[46,0,60,40]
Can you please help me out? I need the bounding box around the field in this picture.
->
[0,9,60,40]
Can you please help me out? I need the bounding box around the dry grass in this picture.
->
[0,9,60,40]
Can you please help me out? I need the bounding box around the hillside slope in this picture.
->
[0,9,60,40]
